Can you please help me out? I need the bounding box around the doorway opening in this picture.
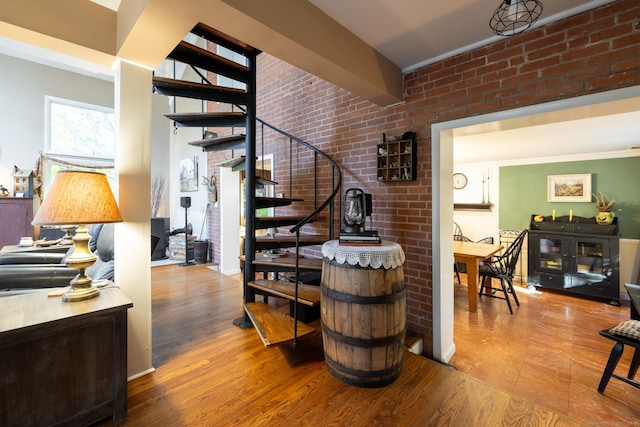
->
[431,85,640,362]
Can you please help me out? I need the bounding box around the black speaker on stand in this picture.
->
[180,196,195,267]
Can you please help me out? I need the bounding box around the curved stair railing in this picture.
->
[155,23,342,348]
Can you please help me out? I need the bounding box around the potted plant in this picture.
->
[593,192,621,225]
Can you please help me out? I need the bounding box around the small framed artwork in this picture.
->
[180,157,198,192]
[547,173,591,202]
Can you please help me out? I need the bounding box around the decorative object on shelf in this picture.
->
[0,185,9,197]
[547,173,591,202]
[489,0,543,37]
[12,166,34,197]
[31,170,123,302]
[533,214,544,222]
[593,192,621,225]
[453,172,468,190]
[202,175,217,203]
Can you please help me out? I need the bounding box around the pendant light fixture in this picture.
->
[489,0,543,36]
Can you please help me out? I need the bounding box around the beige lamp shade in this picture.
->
[32,170,123,226]
[31,170,122,302]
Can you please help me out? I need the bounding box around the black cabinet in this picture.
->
[151,217,170,260]
[528,215,620,304]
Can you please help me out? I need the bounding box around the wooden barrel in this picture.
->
[320,258,406,388]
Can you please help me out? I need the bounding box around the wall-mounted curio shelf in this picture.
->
[377,135,417,182]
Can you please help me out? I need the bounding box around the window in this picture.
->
[44,96,116,189]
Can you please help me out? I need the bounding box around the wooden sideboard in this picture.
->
[0,197,33,248]
[0,286,133,426]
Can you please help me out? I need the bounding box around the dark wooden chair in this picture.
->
[478,229,527,314]
[453,222,494,285]
[598,283,640,393]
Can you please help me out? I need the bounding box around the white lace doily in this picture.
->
[321,240,405,269]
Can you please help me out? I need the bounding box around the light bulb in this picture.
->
[507,0,524,21]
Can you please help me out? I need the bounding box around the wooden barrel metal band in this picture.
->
[321,285,405,305]
[320,322,405,347]
[325,357,403,383]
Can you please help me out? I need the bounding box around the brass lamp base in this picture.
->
[62,225,100,303]
[62,285,100,302]
[59,225,77,246]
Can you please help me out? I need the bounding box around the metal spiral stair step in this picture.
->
[243,302,317,347]
[248,279,321,306]
[167,40,251,83]
[153,77,248,105]
[189,134,246,152]
[255,235,329,251]
[165,112,246,128]
[255,196,303,209]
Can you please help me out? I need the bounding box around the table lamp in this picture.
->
[32,170,123,302]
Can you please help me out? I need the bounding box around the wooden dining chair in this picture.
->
[598,283,640,393]
[454,234,494,285]
[478,229,528,314]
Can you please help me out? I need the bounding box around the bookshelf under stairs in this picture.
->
[153,23,342,348]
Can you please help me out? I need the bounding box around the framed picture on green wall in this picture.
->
[547,173,591,202]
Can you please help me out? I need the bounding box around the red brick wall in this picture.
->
[207,0,639,356]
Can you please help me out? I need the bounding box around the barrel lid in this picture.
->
[322,240,405,269]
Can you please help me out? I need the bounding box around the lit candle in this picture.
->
[569,210,573,222]
[552,209,556,221]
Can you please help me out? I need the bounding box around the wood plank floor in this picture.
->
[450,274,640,424]
[93,264,635,426]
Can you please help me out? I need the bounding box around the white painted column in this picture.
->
[114,59,153,379]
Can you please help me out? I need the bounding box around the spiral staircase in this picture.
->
[152,23,342,347]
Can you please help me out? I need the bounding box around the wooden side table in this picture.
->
[0,286,133,426]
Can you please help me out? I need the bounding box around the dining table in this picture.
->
[454,240,504,312]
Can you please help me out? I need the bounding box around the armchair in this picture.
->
[0,224,114,292]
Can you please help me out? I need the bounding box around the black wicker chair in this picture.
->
[478,229,528,314]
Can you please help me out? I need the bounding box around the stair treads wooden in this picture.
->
[153,77,247,104]
[255,197,302,209]
[244,302,316,347]
[256,234,327,242]
[165,112,246,128]
[168,41,250,83]
[248,279,321,306]
[216,156,245,168]
[189,134,246,152]
[191,23,258,56]
[255,216,318,229]
[255,235,329,250]
[240,254,324,272]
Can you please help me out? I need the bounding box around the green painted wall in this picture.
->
[499,157,640,238]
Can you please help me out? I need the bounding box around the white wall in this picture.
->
[0,53,114,190]
[452,164,500,244]
[166,67,210,240]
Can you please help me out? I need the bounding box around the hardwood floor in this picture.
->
[94,264,637,426]
[450,274,640,424]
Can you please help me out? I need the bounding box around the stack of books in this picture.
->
[339,230,381,246]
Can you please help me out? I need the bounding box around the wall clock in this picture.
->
[453,172,468,189]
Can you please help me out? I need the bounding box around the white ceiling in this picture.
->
[309,0,614,72]
[14,0,640,163]
[308,0,639,164]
